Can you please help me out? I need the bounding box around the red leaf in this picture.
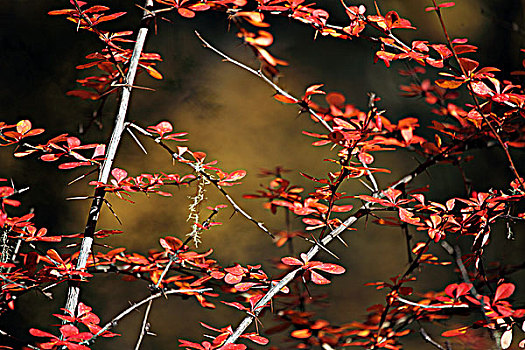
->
[302,218,324,226]
[191,151,207,162]
[326,92,345,106]
[224,274,243,284]
[0,187,14,197]
[221,301,247,311]
[93,144,106,158]
[47,249,64,264]
[458,57,479,74]
[314,263,345,275]
[29,328,55,338]
[96,12,126,23]
[242,333,269,345]
[234,282,257,291]
[332,204,354,212]
[59,162,91,169]
[48,9,77,15]
[41,154,61,162]
[179,339,205,350]
[470,81,492,96]
[305,84,325,96]
[398,208,420,225]
[59,324,79,338]
[494,283,515,302]
[111,168,128,183]
[281,257,303,266]
[83,5,110,13]
[188,3,210,12]
[159,236,182,251]
[310,270,330,285]
[425,2,455,11]
[226,170,246,182]
[149,121,173,136]
[220,344,246,350]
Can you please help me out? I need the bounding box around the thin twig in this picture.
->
[399,184,413,264]
[194,31,334,133]
[396,296,469,309]
[419,327,447,350]
[134,299,153,350]
[0,328,39,350]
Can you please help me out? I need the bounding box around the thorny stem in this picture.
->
[63,0,154,316]
[127,122,274,239]
[82,288,212,345]
[430,0,525,191]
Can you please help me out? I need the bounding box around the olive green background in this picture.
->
[1,1,525,349]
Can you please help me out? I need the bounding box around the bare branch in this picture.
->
[84,288,212,345]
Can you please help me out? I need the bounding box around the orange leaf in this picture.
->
[442,326,469,337]
[291,329,312,339]
[435,79,464,89]
[16,120,32,135]
[144,66,163,80]
[178,8,196,18]
[273,94,297,103]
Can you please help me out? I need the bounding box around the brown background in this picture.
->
[1,0,525,349]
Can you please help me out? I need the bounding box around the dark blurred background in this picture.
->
[1,0,525,349]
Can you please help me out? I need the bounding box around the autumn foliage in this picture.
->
[2,1,525,350]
